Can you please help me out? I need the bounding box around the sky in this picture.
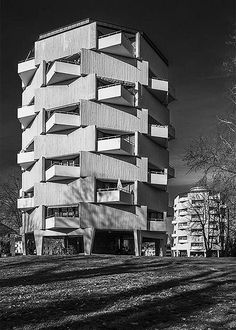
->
[0,0,235,202]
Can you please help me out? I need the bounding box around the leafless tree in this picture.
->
[0,169,22,232]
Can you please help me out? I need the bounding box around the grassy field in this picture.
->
[0,255,235,330]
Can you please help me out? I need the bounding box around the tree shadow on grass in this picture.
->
[1,264,235,329]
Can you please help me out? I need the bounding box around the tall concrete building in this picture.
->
[17,18,175,256]
[172,187,223,257]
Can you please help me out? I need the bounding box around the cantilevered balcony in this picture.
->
[46,112,81,133]
[98,31,134,57]
[148,220,166,232]
[150,124,175,140]
[97,135,134,155]
[45,206,80,229]
[97,188,133,204]
[18,58,37,87]
[46,61,81,85]
[45,164,80,182]
[45,217,80,230]
[149,78,176,104]
[17,151,35,170]
[97,83,135,107]
[17,105,37,129]
[17,191,34,210]
[148,170,168,188]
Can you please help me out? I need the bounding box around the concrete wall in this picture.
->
[35,74,96,111]
[34,176,96,206]
[22,111,44,149]
[80,203,147,230]
[81,48,148,85]
[22,205,44,232]
[137,133,169,169]
[139,34,168,80]
[22,62,46,106]
[140,86,169,125]
[34,125,96,159]
[136,181,168,211]
[81,152,148,182]
[35,22,97,65]
[81,100,148,134]
[22,157,44,192]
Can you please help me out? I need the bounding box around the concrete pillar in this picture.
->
[83,228,95,255]
[160,239,166,257]
[134,229,142,256]
[34,231,43,256]
[22,234,26,255]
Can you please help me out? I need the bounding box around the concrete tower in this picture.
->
[17,19,175,256]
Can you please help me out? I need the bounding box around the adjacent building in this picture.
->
[17,18,175,256]
[172,187,224,257]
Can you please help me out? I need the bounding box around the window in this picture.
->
[178,236,187,241]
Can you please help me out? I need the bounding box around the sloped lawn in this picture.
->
[0,255,235,329]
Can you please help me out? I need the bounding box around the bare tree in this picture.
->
[184,30,236,256]
[0,169,22,232]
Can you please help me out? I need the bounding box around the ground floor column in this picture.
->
[22,233,26,255]
[159,239,166,257]
[134,229,142,256]
[34,231,43,256]
[83,228,95,255]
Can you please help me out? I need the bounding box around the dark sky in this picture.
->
[0,0,235,202]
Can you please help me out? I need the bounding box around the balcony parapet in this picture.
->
[97,83,135,107]
[45,216,80,230]
[46,61,81,85]
[18,58,37,88]
[148,170,168,187]
[45,164,80,182]
[97,135,134,155]
[17,105,37,129]
[97,188,133,204]
[17,151,35,170]
[98,31,134,58]
[17,196,34,210]
[46,112,81,133]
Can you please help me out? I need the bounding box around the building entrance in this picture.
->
[93,230,134,255]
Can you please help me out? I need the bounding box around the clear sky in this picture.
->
[0,0,235,202]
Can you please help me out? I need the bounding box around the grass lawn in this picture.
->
[0,255,235,329]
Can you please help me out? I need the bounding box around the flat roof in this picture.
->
[38,18,168,65]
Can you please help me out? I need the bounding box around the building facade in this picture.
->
[172,187,223,257]
[17,18,175,256]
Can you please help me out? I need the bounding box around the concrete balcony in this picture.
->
[97,84,135,107]
[97,189,133,204]
[17,151,35,170]
[18,58,37,87]
[148,170,168,187]
[191,244,204,250]
[148,220,166,232]
[46,112,81,133]
[97,136,134,155]
[17,105,37,129]
[45,164,81,182]
[178,238,188,244]
[45,216,80,230]
[179,210,188,216]
[172,233,177,237]
[150,124,175,140]
[149,78,176,104]
[17,197,34,210]
[98,31,134,58]
[46,61,81,85]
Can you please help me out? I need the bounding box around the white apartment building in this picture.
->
[17,18,175,256]
[172,187,223,257]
